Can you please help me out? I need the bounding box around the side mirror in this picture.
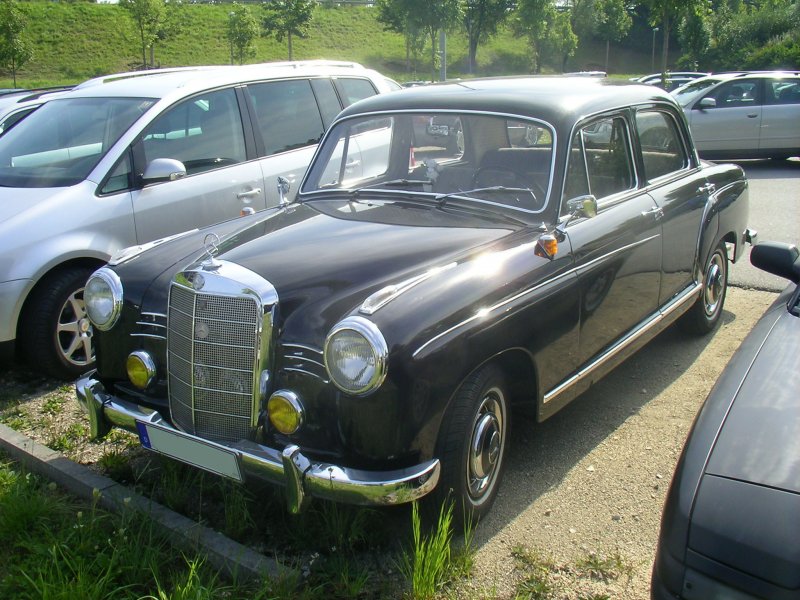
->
[142,158,186,184]
[750,242,800,284]
[697,97,716,110]
[277,176,291,207]
[566,195,598,219]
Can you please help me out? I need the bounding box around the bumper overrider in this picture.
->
[76,373,440,513]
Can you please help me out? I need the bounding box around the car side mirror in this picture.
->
[277,176,291,206]
[566,195,598,219]
[750,242,800,284]
[697,97,716,110]
[142,158,187,184]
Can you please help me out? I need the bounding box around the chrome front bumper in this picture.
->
[76,373,440,513]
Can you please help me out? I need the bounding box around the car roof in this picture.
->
[336,76,677,128]
[66,61,387,101]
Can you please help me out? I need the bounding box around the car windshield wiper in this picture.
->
[351,178,433,197]
[436,200,530,227]
[434,185,537,206]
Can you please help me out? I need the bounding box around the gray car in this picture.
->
[652,241,800,599]
[0,61,396,379]
[673,71,800,159]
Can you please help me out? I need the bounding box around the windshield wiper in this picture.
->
[434,185,537,206]
[352,178,433,197]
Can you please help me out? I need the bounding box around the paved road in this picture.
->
[725,158,800,291]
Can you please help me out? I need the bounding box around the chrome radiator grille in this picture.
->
[167,282,261,443]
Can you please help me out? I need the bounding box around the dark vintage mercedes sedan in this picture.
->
[652,241,799,600]
[76,77,755,523]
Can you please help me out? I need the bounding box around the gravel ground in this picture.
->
[453,286,778,599]
[0,286,779,599]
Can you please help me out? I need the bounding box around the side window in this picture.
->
[707,80,761,107]
[141,88,246,176]
[766,79,800,105]
[635,110,687,180]
[246,79,326,157]
[310,78,343,128]
[563,116,634,209]
[335,78,378,107]
[100,151,132,195]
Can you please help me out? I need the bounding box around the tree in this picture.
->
[595,0,631,72]
[375,0,427,76]
[512,0,557,73]
[262,0,315,61]
[0,0,33,87]
[463,0,513,74]
[417,0,461,81]
[119,0,184,69]
[227,3,260,65]
[645,0,702,74]
[677,4,710,69]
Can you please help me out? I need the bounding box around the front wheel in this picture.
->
[680,242,728,335]
[20,266,97,380]
[429,365,510,526]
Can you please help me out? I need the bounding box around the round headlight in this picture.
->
[84,267,123,331]
[324,316,388,396]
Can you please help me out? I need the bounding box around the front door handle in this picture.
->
[237,188,262,199]
[697,183,716,195]
[642,206,664,220]
[747,113,758,118]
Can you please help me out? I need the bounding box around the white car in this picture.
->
[0,87,73,136]
[672,71,800,159]
[0,61,397,378]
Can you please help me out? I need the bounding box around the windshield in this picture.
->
[0,97,155,188]
[301,112,554,215]
[672,78,724,107]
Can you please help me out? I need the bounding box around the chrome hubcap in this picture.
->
[57,287,94,367]
[704,253,725,317]
[467,389,505,500]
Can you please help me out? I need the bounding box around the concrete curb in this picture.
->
[0,422,290,582]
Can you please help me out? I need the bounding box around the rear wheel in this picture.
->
[680,242,728,335]
[429,365,509,526]
[20,266,97,380]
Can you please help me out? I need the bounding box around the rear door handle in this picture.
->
[746,113,758,118]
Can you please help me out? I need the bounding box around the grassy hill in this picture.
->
[2,2,656,89]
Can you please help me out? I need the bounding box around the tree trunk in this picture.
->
[288,32,293,60]
[468,34,479,75]
[605,39,610,72]
[140,28,147,69]
[150,44,155,68]
[430,30,437,82]
[661,13,670,74]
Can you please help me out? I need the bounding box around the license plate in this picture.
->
[136,421,243,482]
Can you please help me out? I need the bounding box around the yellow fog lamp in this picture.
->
[268,390,304,435]
[126,351,156,390]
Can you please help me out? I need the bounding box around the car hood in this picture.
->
[704,296,800,494]
[134,199,526,342]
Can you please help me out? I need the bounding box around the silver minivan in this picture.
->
[0,61,398,378]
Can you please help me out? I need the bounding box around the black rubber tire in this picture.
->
[428,364,510,526]
[680,242,728,335]
[19,266,97,380]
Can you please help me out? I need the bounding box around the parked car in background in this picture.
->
[77,77,753,524]
[633,72,708,91]
[673,71,800,159]
[0,61,396,379]
[0,86,73,137]
[652,241,800,600]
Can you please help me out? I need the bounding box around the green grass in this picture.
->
[0,455,268,600]
[1,2,658,89]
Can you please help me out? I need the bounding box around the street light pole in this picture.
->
[651,27,659,73]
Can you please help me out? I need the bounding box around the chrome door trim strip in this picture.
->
[543,282,701,404]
